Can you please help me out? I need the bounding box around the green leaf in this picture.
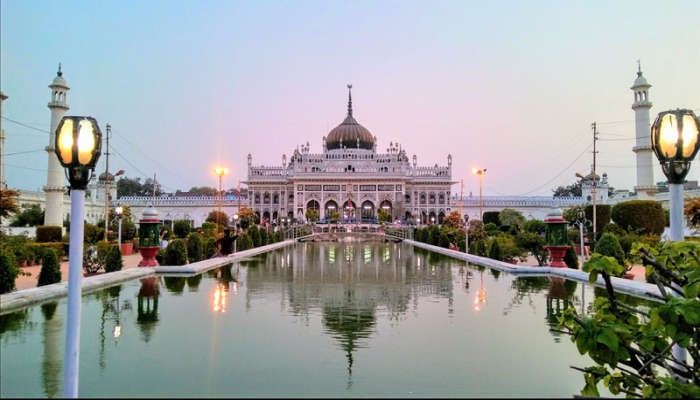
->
[589,270,598,284]
[596,328,619,352]
[683,282,699,299]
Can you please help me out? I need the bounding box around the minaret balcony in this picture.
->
[631,100,652,110]
[43,185,66,193]
[47,101,69,110]
[632,144,653,153]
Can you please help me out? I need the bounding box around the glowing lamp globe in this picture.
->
[651,109,700,184]
[54,116,102,189]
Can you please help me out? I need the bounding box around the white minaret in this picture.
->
[44,64,70,226]
[631,62,656,199]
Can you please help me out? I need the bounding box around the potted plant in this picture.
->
[82,245,104,277]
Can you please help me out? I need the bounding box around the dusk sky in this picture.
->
[1,1,699,196]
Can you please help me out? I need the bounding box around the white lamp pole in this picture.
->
[54,116,102,398]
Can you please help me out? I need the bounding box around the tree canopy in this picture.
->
[116,176,163,197]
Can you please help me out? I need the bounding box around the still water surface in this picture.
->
[1,242,620,397]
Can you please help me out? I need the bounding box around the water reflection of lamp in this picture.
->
[474,270,487,311]
[213,284,228,313]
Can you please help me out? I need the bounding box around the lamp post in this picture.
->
[575,207,586,268]
[650,109,700,370]
[54,116,102,398]
[215,167,228,234]
[115,205,123,250]
[651,109,700,242]
[472,168,487,220]
[233,213,239,253]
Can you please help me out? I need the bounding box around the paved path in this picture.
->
[14,253,143,291]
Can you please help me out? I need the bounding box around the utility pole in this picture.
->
[152,173,157,204]
[103,123,111,241]
[591,122,599,242]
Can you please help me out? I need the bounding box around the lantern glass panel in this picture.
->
[681,114,699,158]
[658,114,678,158]
[77,119,96,165]
[57,119,74,164]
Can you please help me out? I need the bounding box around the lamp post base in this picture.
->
[545,245,570,268]
[138,246,160,267]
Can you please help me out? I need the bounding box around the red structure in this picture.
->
[138,206,161,267]
[544,206,570,268]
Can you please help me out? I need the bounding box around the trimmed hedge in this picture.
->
[611,200,665,235]
[237,233,253,251]
[594,233,626,266]
[38,249,61,286]
[564,242,579,269]
[36,225,62,243]
[186,232,203,262]
[164,239,188,265]
[33,242,65,260]
[105,245,123,272]
[488,239,503,261]
[0,250,18,294]
[585,204,611,235]
[204,237,218,258]
[173,220,191,238]
[483,211,500,226]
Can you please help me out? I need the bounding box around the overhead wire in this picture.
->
[514,143,593,196]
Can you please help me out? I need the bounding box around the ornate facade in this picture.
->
[245,86,455,224]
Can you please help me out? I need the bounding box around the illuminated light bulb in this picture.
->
[57,119,74,164]
[658,114,679,158]
[681,114,699,158]
[77,119,96,165]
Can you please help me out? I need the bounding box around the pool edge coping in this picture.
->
[0,237,307,315]
[404,239,664,302]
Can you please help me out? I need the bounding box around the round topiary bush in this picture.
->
[164,239,188,266]
[603,223,626,237]
[155,248,166,265]
[173,220,191,239]
[38,248,61,286]
[105,245,123,273]
[564,242,579,269]
[237,233,253,251]
[186,232,203,262]
[36,225,63,243]
[438,230,450,248]
[483,211,501,226]
[611,200,665,235]
[203,237,218,258]
[259,228,269,246]
[488,239,503,261]
[249,226,261,248]
[0,250,19,294]
[594,233,626,266]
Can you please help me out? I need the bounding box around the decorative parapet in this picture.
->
[449,195,585,208]
[115,195,248,207]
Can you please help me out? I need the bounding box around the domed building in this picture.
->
[245,85,455,224]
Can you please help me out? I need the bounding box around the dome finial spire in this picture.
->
[636,59,642,77]
[57,62,62,77]
[347,83,353,117]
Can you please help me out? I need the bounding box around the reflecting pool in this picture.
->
[1,242,625,397]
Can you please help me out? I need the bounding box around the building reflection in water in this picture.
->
[137,277,160,342]
[40,302,61,398]
[244,242,455,386]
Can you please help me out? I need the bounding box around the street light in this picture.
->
[54,116,102,398]
[651,109,700,242]
[214,167,228,233]
[575,207,586,268]
[115,205,124,250]
[232,213,239,253]
[650,108,700,369]
[472,168,487,220]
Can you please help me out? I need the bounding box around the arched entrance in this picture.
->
[325,200,338,220]
[272,211,278,222]
[421,211,428,224]
[255,211,261,223]
[343,200,356,222]
[428,211,437,224]
[361,200,375,221]
[379,200,392,215]
[307,200,320,210]
[405,211,412,222]
[262,211,271,223]
[438,210,446,224]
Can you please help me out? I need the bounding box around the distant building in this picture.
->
[245,85,455,224]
